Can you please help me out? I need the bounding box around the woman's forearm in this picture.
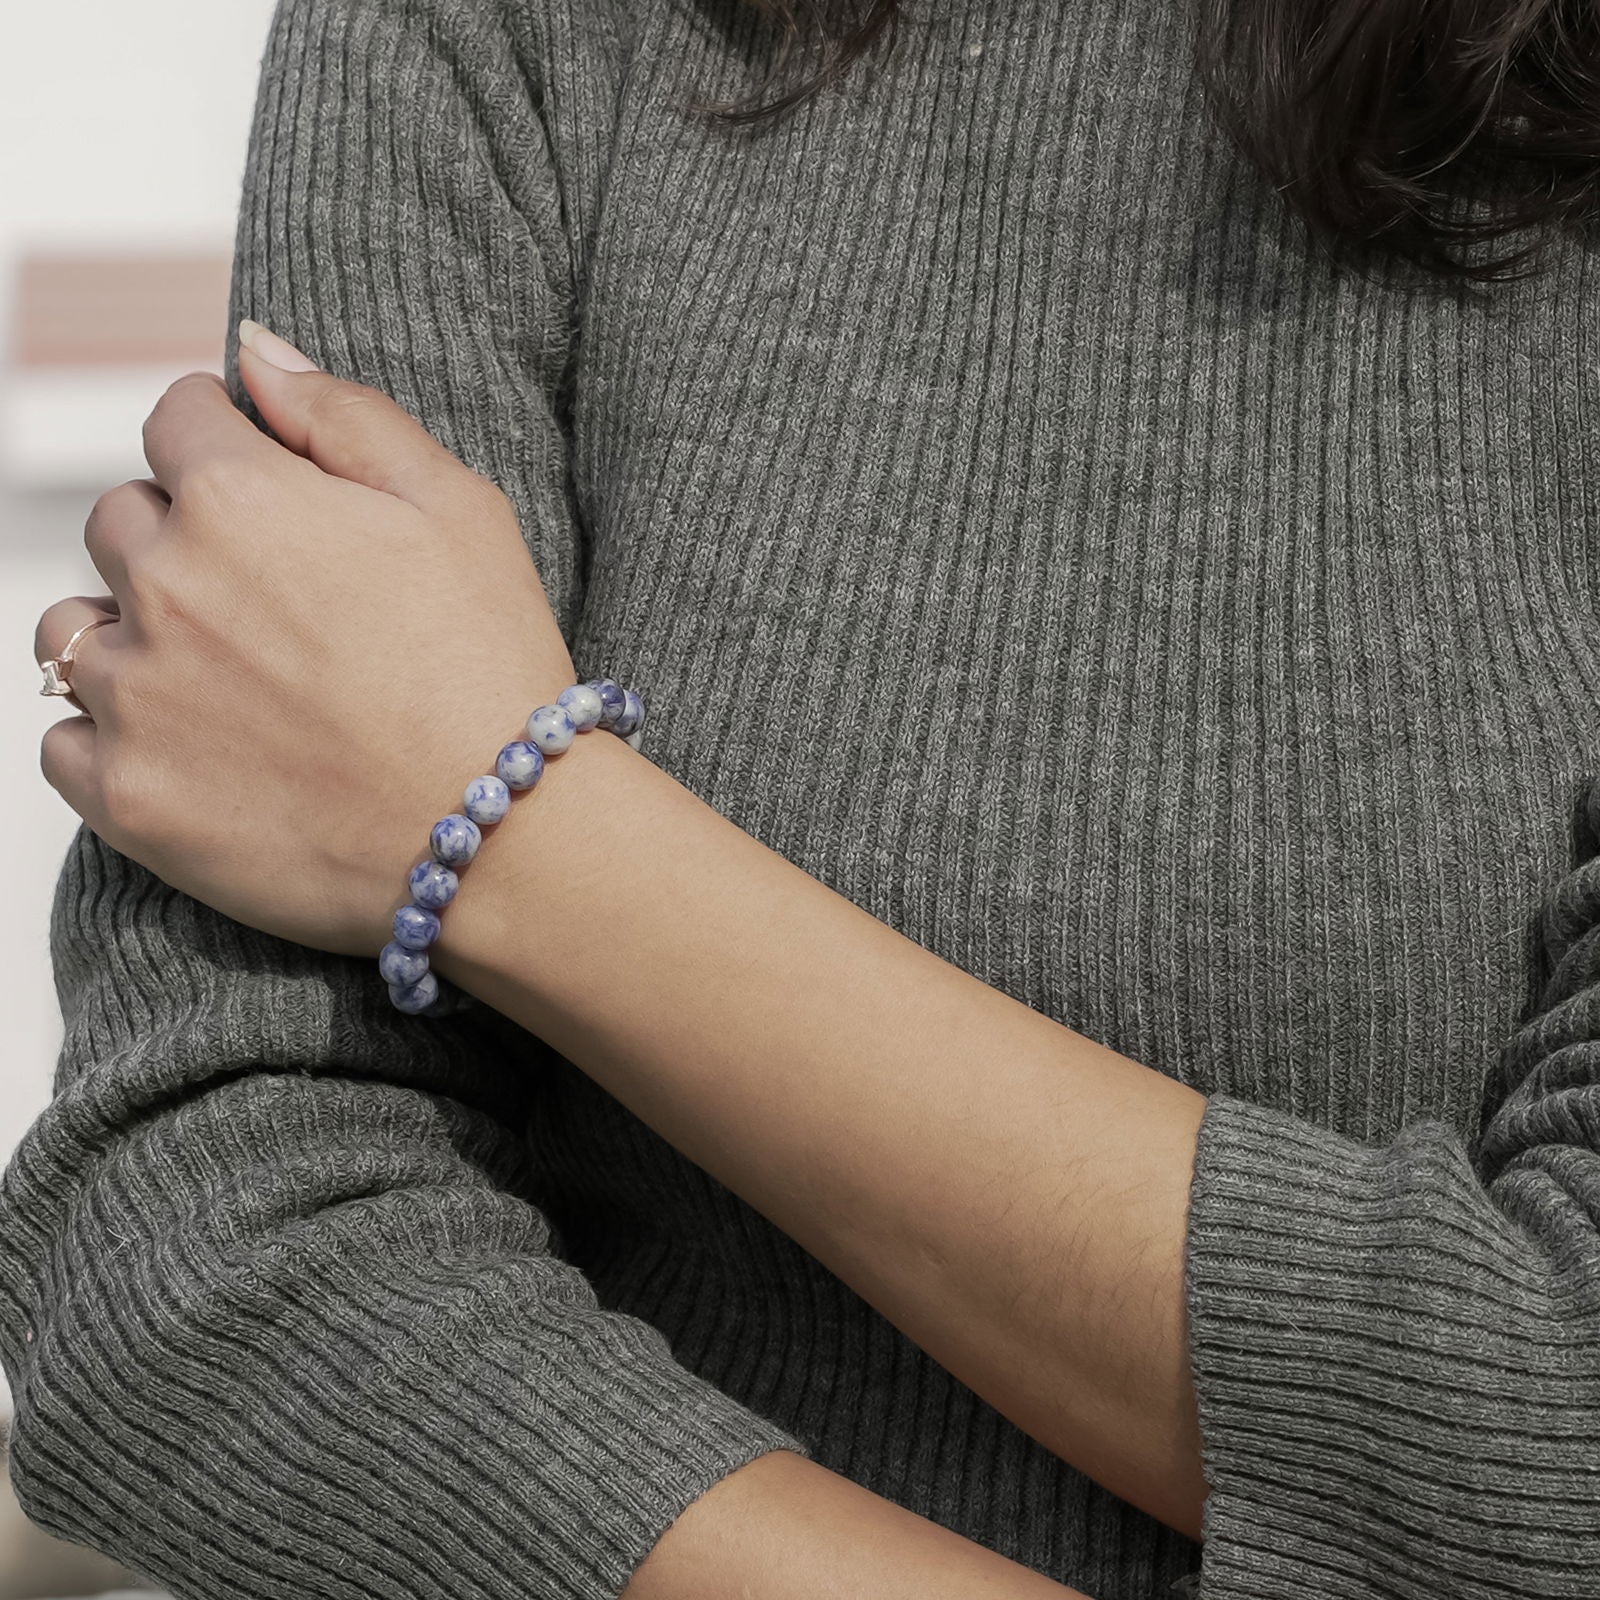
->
[626,1452,1089,1599]
[435,731,1211,1537]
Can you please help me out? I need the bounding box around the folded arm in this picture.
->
[434,724,1213,1537]
[437,722,1600,1591]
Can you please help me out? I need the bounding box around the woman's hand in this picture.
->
[33,322,577,957]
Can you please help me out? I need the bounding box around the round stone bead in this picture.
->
[587,678,626,729]
[393,902,442,951]
[407,859,459,911]
[612,688,645,738]
[557,683,605,732]
[495,739,545,791]
[526,703,577,755]
[463,774,511,826]
[429,813,482,867]
[389,971,441,1015]
[378,940,429,987]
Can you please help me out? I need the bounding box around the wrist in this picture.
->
[428,720,654,1009]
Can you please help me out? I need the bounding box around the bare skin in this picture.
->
[623,1452,1091,1600]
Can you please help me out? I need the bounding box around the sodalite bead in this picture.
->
[429,813,481,866]
[393,902,441,951]
[495,739,545,791]
[407,859,459,911]
[464,774,511,825]
[526,703,576,755]
[557,683,604,732]
[587,678,625,729]
[388,971,440,1015]
[378,940,429,987]
[613,688,645,739]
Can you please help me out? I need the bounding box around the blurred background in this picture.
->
[1,2,277,1592]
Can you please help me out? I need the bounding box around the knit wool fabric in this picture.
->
[4,0,1600,1595]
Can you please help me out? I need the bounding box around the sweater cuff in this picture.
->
[436,1326,812,1599]
[1182,1093,1520,1600]
[16,1272,810,1600]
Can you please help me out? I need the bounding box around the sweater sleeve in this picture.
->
[0,3,807,1598]
[1185,775,1600,1598]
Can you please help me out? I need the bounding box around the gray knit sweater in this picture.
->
[4,0,1600,1595]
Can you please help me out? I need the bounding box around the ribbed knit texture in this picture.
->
[4,0,1600,1595]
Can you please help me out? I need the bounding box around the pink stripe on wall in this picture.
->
[12,253,233,367]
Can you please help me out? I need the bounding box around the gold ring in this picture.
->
[38,615,114,705]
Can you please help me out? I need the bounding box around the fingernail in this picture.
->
[238,318,319,372]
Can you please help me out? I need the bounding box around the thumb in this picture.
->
[236,319,465,512]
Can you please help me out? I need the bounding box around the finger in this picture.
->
[39,713,100,829]
[82,478,167,601]
[35,595,122,722]
[142,370,276,498]
[236,319,472,514]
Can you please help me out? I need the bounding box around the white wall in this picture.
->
[0,12,277,1589]
[0,1,277,1161]
[0,2,274,252]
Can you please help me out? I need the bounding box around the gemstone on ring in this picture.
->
[38,615,113,700]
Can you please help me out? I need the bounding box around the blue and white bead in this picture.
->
[587,678,626,729]
[408,859,459,911]
[557,683,605,733]
[526,702,577,755]
[378,940,430,987]
[388,971,440,1015]
[393,902,441,951]
[495,739,545,791]
[613,688,645,739]
[429,813,482,867]
[463,774,511,826]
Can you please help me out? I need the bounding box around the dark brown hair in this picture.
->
[699,0,1600,283]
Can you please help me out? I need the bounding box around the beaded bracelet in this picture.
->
[378,677,646,1014]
